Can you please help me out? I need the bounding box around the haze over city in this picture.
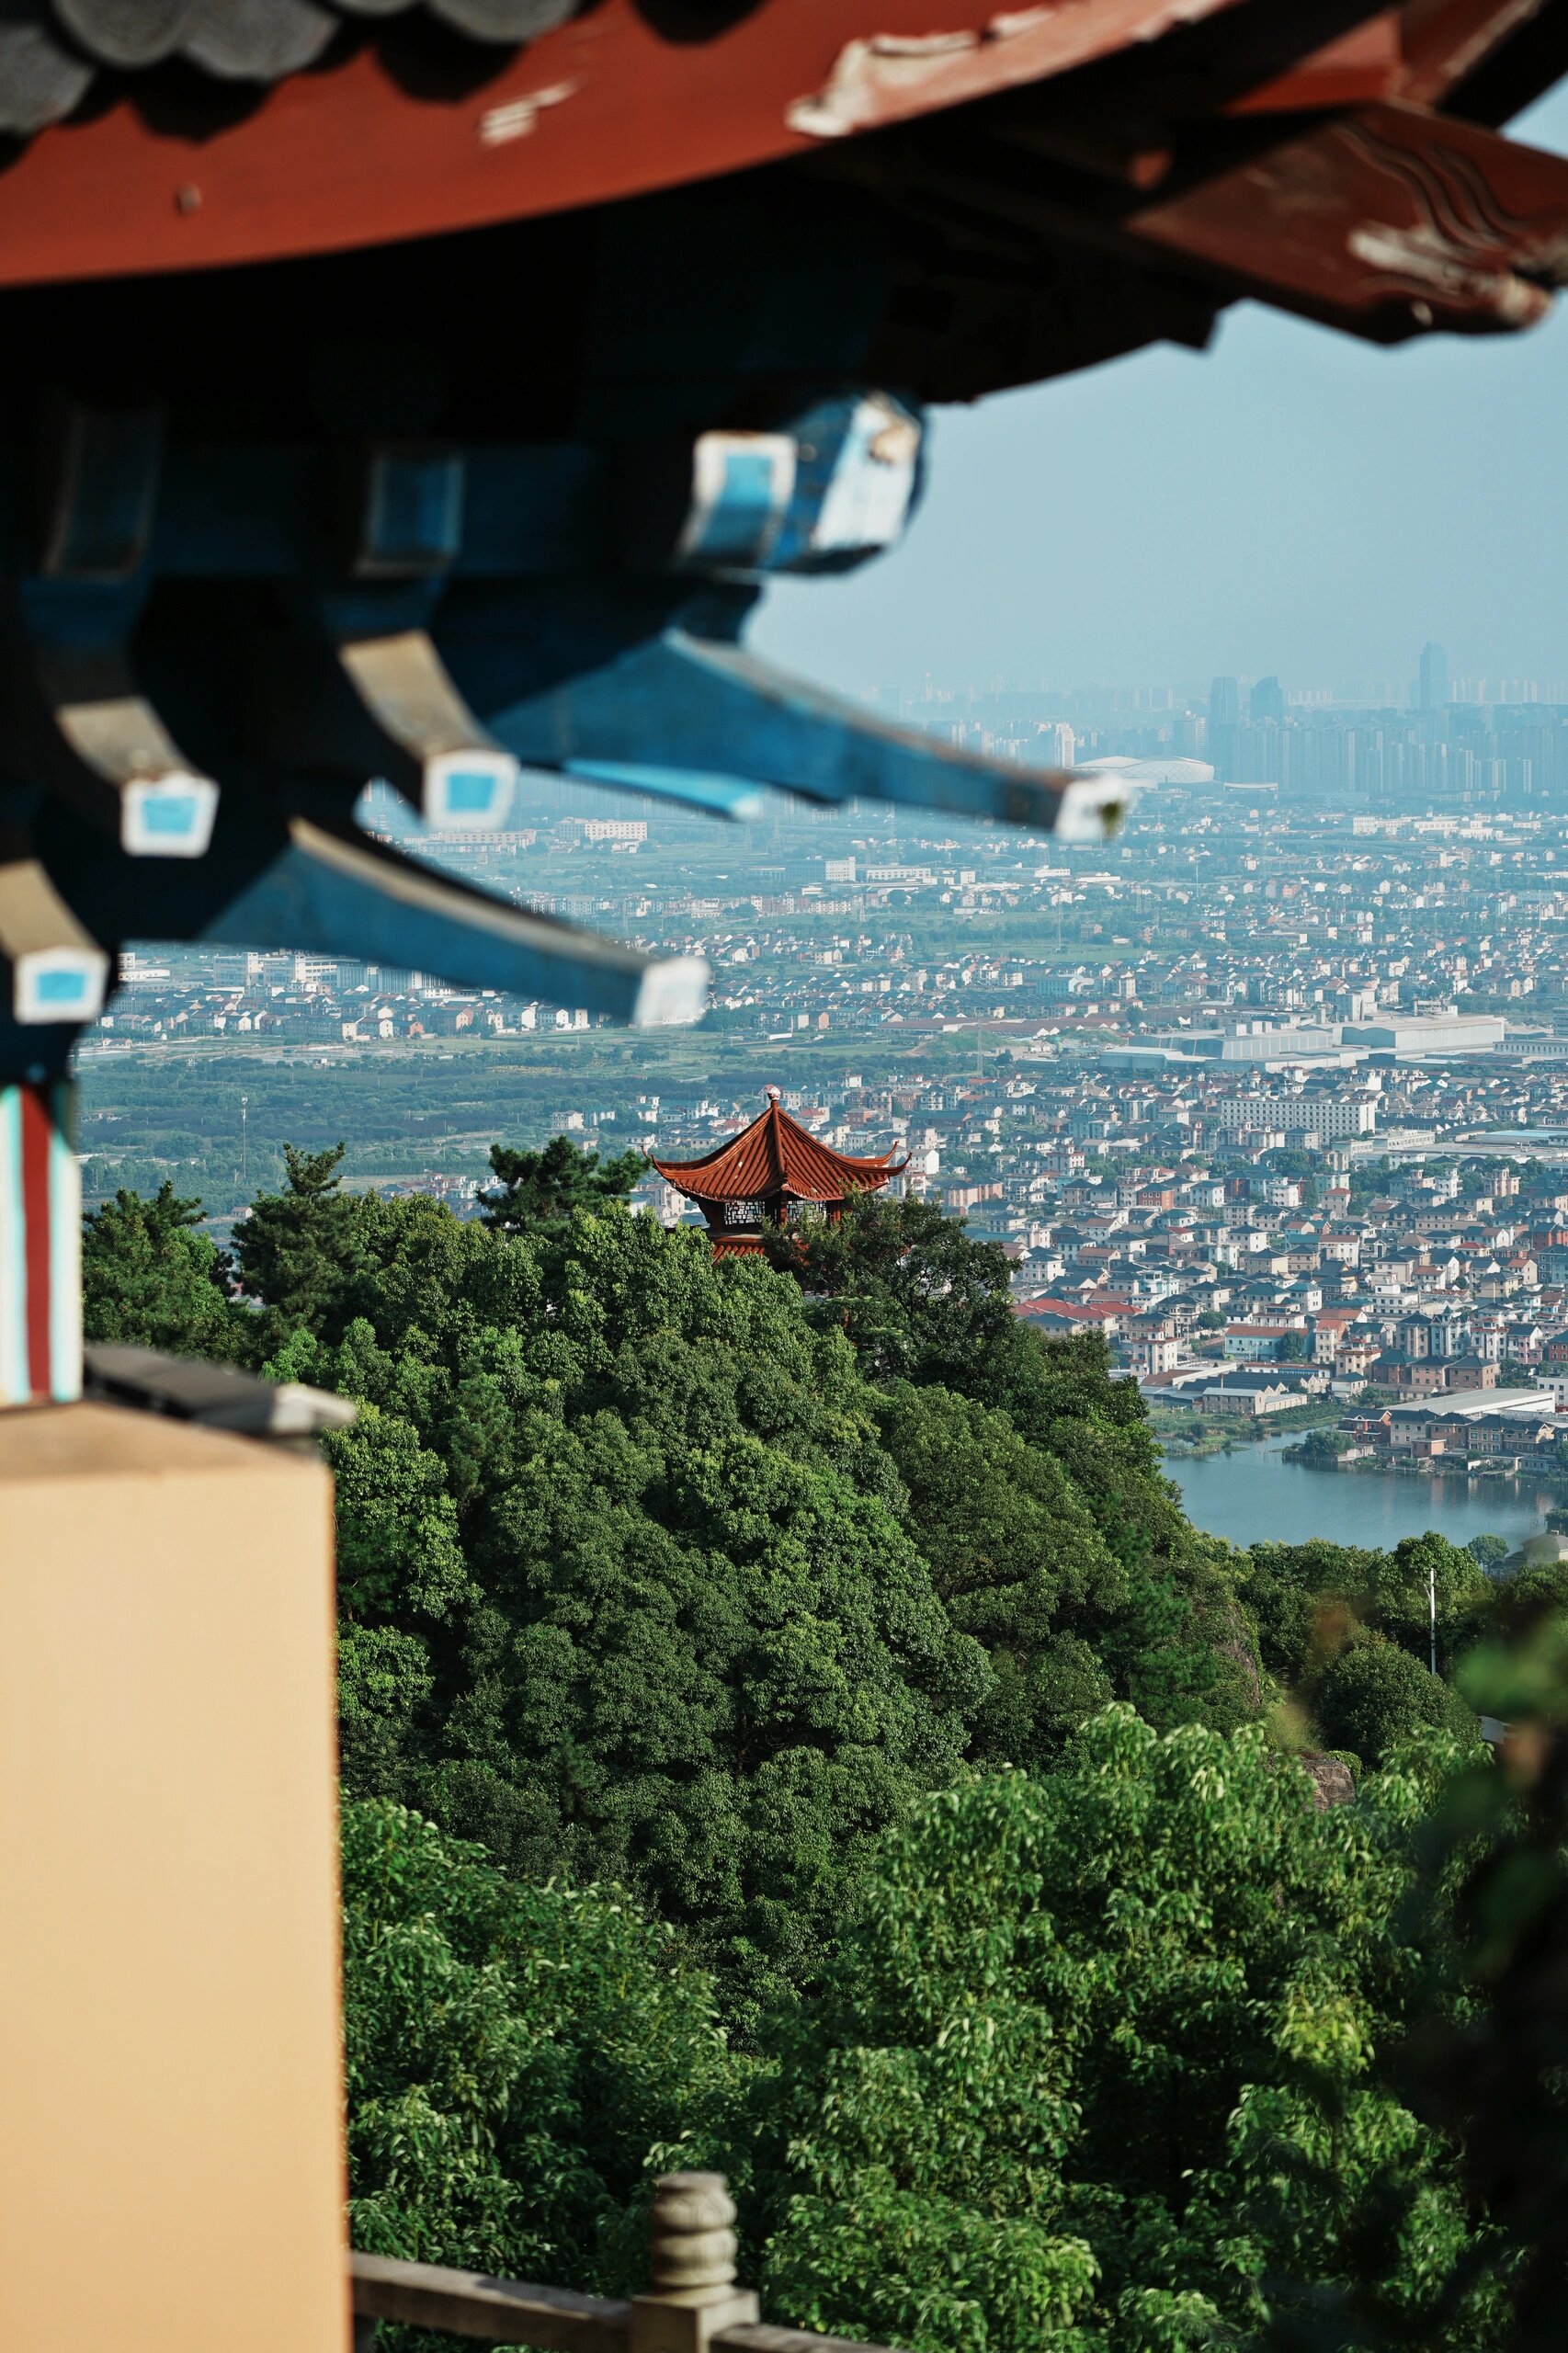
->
[756,82,1568,699]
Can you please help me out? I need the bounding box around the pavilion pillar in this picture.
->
[0,1025,347,2349]
[0,1072,80,1406]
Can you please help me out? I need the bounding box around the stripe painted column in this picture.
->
[0,1080,81,1408]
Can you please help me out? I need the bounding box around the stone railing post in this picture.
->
[631,2173,760,2353]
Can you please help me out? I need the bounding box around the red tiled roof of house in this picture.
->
[650,1089,905,1206]
[1016,1297,1133,1323]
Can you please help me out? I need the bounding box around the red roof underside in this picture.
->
[650,1097,905,1205]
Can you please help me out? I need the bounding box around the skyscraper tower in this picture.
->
[1249,676,1285,723]
[1419,642,1451,710]
[1209,676,1241,730]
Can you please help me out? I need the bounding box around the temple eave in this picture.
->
[646,1091,903,1254]
[648,1160,906,1202]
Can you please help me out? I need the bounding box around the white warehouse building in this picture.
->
[1340,1013,1506,1055]
[1211,1096,1377,1139]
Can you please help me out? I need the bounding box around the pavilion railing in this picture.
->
[351,2173,896,2353]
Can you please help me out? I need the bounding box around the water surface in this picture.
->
[1164,1434,1555,1552]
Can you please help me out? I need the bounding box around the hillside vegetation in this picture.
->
[84,1146,1568,2348]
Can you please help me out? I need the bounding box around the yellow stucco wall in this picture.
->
[0,1404,347,2351]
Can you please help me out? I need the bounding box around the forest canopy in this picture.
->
[82,1148,1568,2349]
[86,1153,1264,2011]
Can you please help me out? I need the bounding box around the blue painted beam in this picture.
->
[562,760,766,822]
[36,796,709,1028]
[440,593,1126,839]
[147,442,614,581]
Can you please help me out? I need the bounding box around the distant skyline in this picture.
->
[753,86,1568,704]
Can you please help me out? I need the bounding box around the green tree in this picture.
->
[477,1134,645,1234]
[81,1182,248,1360]
[1262,1148,1322,1211]
[871,1380,1125,1764]
[1392,1608,1568,2349]
[1238,1535,1492,1703]
[233,1154,1260,2021]
[1316,1636,1475,1768]
[767,1190,1021,1392]
[1468,1533,1509,1573]
[299,1204,991,2016]
[326,1404,477,1802]
[267,1176,1261,2007]
[344,1798,735,2292]
[1488,1559,1568,1617]
[774,1197,1261,1731]
[234,1142,367,1346]
[737,1711,1485,2353]
[1237,1538,1380,1688]
[1276,1605,1568,2353]
[1368,1533,1491,1672]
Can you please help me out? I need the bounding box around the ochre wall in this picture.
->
[0,1404,347,2351]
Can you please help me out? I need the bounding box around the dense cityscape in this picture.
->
[78,655,1568,1482]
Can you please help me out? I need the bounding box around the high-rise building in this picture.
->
[1209,676,1241,730]
[1418,642,1450,710]
[1249,675,1285,723]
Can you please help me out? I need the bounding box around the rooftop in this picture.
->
[649,1089,906,1205]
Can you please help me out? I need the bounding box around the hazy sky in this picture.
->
[752,85,1568,702]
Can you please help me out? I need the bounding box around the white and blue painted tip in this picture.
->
[676,430,797,572]
[14,945,110,1025]
[631,954,710,1029]
[121,771,220,858]
[564,759,767,822]
[809,395,922,562]
[422,748,520,830]
[1051,773,1138,844]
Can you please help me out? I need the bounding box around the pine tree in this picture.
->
[233,1142,367,1346]
[477,1135,644,1234]
[82,1181,247,1361]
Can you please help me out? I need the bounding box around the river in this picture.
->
[1163,1434,1557,1552]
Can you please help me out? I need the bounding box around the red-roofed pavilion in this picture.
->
[649,1088,905,1257]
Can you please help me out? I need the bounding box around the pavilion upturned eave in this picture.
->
[645,1090,906,1207]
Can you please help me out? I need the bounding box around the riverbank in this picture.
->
[1281,1437,1568,1489]
[1150,1398,1345,1458]
[1162,1431,1554,1552]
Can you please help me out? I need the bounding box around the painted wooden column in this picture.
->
[0,1074,80,1407]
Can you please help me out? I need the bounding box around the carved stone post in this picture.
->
[631,2173,760,2353]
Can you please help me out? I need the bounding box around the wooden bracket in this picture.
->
[28,639,220,857]
[0,853,110,1026]
[37,400,163,584]
[26,402,220,854]
[334,627,519,830]
[439,591,1130,839]
[35,790,709,1027]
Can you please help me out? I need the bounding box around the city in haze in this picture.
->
[83,653,1568,1565]
[753,76,1568,700]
